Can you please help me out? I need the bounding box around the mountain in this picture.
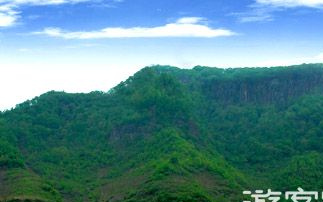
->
[1,63,323,202]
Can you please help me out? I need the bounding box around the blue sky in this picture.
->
[1,0,323,110]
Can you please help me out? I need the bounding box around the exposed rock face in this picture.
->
[200,66,323,104]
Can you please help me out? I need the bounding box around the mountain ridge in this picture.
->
[1,63,323,202]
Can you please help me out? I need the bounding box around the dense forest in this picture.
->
[1,64,323,202]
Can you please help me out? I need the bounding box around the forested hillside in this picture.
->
[1,64,323,202]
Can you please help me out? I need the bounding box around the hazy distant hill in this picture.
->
[1,64,323,202]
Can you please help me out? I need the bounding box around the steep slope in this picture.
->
[1,64,323,202]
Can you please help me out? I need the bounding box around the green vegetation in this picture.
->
[1,63,323,201]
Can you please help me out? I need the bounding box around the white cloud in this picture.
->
[0,0,108,27]
[0,4,18,27]
[235,0,323,23]
[232,6,275,23]
[0,12,17,27]
[176,17,205,24]
[256,0,323,8]
[33,17,236,39]
[0,0,89,5]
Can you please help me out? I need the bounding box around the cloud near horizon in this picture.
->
[33,17,236,39]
